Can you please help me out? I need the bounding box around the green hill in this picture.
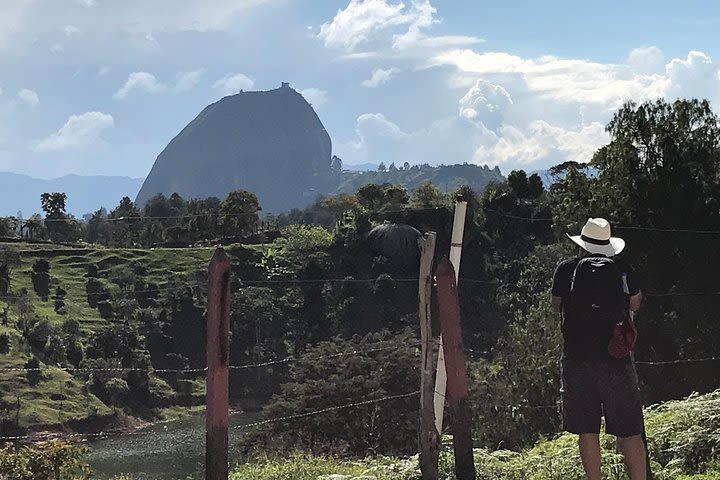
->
[0,243,214,431]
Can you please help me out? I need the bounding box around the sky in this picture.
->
[1,0,719,180]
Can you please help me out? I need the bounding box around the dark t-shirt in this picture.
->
[551,255,640,361]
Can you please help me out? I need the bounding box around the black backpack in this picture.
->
[563,256,628,340]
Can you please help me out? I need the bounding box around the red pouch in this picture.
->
[608,320,637,359]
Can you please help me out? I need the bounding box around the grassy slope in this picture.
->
[230,389,720,480]
[0,243,214,429]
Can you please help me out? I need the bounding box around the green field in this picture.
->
[0,242,216,430]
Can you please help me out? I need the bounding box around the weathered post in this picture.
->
[434,195,468,435]
[206,247,231,480]
[436,257,475,480]
[418,232,440,479]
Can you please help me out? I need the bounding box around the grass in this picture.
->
[7,245,214,334]
[0,242,215,428]
[0,355,112,429]
[230,389,720,480]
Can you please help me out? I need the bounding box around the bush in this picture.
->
[243,330,419,457]
[30,260,51,300]
[85,277,109,308]
[0,440,91,480]
[0,333,10,354]
[24,356,41,386]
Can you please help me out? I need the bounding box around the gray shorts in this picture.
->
[560,359,644,438]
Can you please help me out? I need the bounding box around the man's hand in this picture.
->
[552,295,562,312]
[629,292,642,312]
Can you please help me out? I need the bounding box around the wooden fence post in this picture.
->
[418,232,440,480]
[435,256,475,480]
[206,247,231,480]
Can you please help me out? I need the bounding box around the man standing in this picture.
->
[551,218,646,480]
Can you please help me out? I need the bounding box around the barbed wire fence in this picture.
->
[1,214,720,479]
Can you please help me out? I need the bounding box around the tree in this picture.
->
[0,333,10,354]
[388,162,398,172]
[377,162,387,172]
[220,189,261,237]
[85,208,112,244]
[356,184,385,212]
[319,194,360,223]
[411,180,447,208]
[31,259,51,300]
[507,170,529,199]
[403,161,410,171]
[24,214,45,240]
[105,377,129,407]
[109,197,142,246]
[585,99,720,398]
[244,331,419,456]
[383,185,409,211]
[330,155,343,173]
[40,192,67,217]
[527,173,544,199]
[25,357,41,386]
[0,247,20,295]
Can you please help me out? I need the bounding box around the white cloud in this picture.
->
[213,73,255,95]
[472,121,608,168]
[300,88,329,107]
[34,112,114,152]
[664,51,720,102]
[362,67,400,87]
[319,0,408,51]
[17,89,39,108]
[1,0,273,49]
[390,0,436,51]
[113,72,165,99]
[114,70,204,99]
[98,66,111,76]
[341,113,477,168]
[458,79,513,129]
[175,69,205,92]
[627,46,665,75]
[64,25,81,38]
[319,0,481,58]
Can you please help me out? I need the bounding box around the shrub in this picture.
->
[30,260,51,300]
[0,440,91,480]
[243,330,419,457]
[0,333,10,354]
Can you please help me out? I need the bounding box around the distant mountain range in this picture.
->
[0,172,143,217]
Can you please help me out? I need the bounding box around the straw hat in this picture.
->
[566,218,625,257]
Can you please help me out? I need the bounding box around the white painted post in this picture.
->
[433,197,468,435]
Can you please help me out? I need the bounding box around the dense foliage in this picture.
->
[231,389,720,480]
[0,440,91,480]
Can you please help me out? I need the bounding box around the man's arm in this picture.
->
[552,295,562,312]
[629,291,642,312]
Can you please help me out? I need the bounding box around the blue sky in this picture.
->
[1,0,719,180]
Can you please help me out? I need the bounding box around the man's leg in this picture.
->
[617,435,647,480]
[579,434,602,480]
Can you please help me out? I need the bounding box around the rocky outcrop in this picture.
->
[136,84,332,213]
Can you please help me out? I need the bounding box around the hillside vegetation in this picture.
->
[1,99,720,478]
[231,389,720,480]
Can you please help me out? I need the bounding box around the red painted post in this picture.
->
[206,247,231,480]
[435,256,475,480]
